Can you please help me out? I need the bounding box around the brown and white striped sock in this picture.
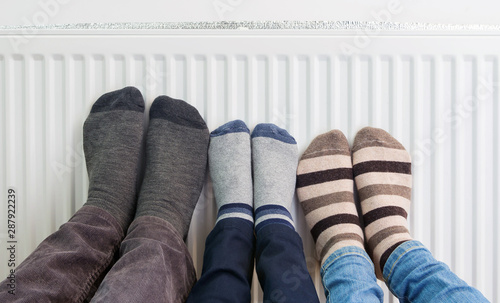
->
[296,130,365,266]
[352,127,413,279]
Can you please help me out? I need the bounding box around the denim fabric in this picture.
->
[384,240,489,303]
[0,206,123,303]
[255,224,319,303]
[91,215,196,303]
[321,246,384,303]
[187,218,255,303]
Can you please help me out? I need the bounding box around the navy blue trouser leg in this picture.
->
[187,218,255,303]
[256,224,320,303]
[188,220,319,302]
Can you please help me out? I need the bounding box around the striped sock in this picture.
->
[252,123,297,233]
[209,120,254,225]
[296,130,365,265]
[352,127,412,279]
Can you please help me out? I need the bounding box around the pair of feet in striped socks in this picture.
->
[210,120,298,234]
[297,127,412,279]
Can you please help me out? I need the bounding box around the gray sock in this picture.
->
[251,123,298,233]
[83,86,145,232]
[209,120,254,225]
[135,96,209,240]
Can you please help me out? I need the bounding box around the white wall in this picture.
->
[1,0,499,26]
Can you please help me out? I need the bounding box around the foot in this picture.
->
[209,120,253,225]
[252,123,298,233]
[352,127,412,279]
[296,130,364,265]
[83,86,145,232]
[134,96,209,240]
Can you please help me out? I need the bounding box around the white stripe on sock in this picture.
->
[215,213,254,225]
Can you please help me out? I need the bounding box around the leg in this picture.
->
[89,216,196,303]
[187,120,255,303]
[352,127,488,303]
[255,224,318,303]
[384,241,488,303]
[321,246,383,303]
[296,130,383,303]
[187,219,255,303]
[252,124,319,303]
[0,87,145,302]
[90,96,209,302]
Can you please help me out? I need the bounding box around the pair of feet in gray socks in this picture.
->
[209,120,299,232]
[83,86,209,239]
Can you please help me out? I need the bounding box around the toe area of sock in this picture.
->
[301,129,350,160]
[211,120,249,137]
[91,86,145,113]
[352,127,405,152]
[251,123,296,144]
[150,95,207,129]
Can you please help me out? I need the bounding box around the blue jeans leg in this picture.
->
[321,246,384,303]
[187,218,255,303]
[384,240,489,303]
[255,224,320,303]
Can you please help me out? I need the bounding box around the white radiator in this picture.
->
[0,26,499,302]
